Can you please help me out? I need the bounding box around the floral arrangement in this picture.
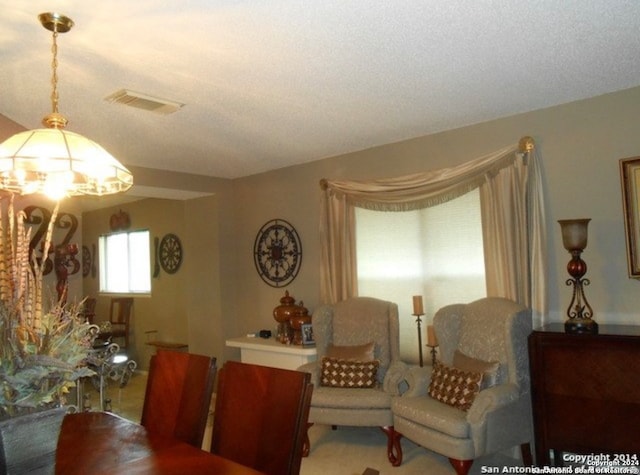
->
[0,196,96,420]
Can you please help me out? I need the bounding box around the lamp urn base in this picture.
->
[564,318,598,334]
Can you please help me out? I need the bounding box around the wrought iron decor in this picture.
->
[84,341,137,412]
[24,205,54,274]
[159,233,183,274]
[153,237,161,278]
[24,206,81,300]
[24,206,79,276]
[253,219,302,287]
[82,245,91,277]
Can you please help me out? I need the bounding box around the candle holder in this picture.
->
[413,312,424,367]
[427,344,438,367]
[426,324,438,366]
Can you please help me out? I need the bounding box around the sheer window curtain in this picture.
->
[319,138,547,326]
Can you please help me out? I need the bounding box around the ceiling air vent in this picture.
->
[105,89,184,115]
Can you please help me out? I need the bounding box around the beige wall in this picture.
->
[82,199,188,367]
[230,86,640,364]
[81,186,236,370]
[3,85,640,367]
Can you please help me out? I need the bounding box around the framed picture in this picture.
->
[620,156,640,278]
[301,323,314,345]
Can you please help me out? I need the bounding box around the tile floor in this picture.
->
[79,370,147,422]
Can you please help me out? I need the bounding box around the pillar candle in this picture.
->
[427,325,437,347]
[412,295,424,315]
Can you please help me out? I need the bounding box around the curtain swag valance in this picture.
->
[319,137,547,327]
[320,144,521,212]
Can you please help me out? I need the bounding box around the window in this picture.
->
[99,230,151,294]
[356,189,486,360]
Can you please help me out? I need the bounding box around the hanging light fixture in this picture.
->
[0,12,133,199]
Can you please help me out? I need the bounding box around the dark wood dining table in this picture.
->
[56,411,266,474]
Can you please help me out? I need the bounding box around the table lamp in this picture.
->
[558,218,598,334]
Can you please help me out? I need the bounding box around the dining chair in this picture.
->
[109,297,134,348]
[210,361,313,475]
[82,297,96,324]
[140,350,217,448]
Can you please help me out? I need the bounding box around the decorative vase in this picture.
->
[289,302,311,345]
[273,291,298,344]
[109,209,131,231]
[0,406,68,475]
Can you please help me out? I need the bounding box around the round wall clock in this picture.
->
[159,233,183,274]
[253,219,302,287]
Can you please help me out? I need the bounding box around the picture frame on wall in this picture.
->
[301,323,314,346]
[619,156,640,278]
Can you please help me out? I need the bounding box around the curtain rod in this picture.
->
[319,135,535,189]
[518,136,535,153]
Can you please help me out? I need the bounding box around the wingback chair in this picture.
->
[389,297,533,474]
[297,297,406,458]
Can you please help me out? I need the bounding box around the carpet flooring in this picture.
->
[83,370,524,475]
[302,424,522,475]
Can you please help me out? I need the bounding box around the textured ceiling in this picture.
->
[2,1,640,180]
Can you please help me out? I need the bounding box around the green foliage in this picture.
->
[0,197,96,419]
[0,302,97,418]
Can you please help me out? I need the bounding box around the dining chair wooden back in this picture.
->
[140,350,217,448]
[82,297,96,324]
[210,361,313,475]
[109,297,134,348]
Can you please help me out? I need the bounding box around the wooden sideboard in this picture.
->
[528,324,640,465]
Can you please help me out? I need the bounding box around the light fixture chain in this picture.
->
[50,29,59,114]
[0,12,133,197]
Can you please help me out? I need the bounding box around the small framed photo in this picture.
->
[301,323,314,345]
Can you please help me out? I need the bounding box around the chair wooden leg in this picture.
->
[302,422,313,457]
[521,442,533,466]
[449,458,473,475]
[553,450,564,467]
[381,426,403,467]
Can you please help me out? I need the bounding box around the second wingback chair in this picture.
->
[297,296,407,458]
[388,297,533,474]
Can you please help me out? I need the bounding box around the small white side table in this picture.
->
[225,336,317,370]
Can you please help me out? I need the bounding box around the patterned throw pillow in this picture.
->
[428,361,483,411]
[320,357,379,388]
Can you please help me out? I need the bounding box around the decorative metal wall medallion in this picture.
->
[159,233,183,274]
[253,219,302,287]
